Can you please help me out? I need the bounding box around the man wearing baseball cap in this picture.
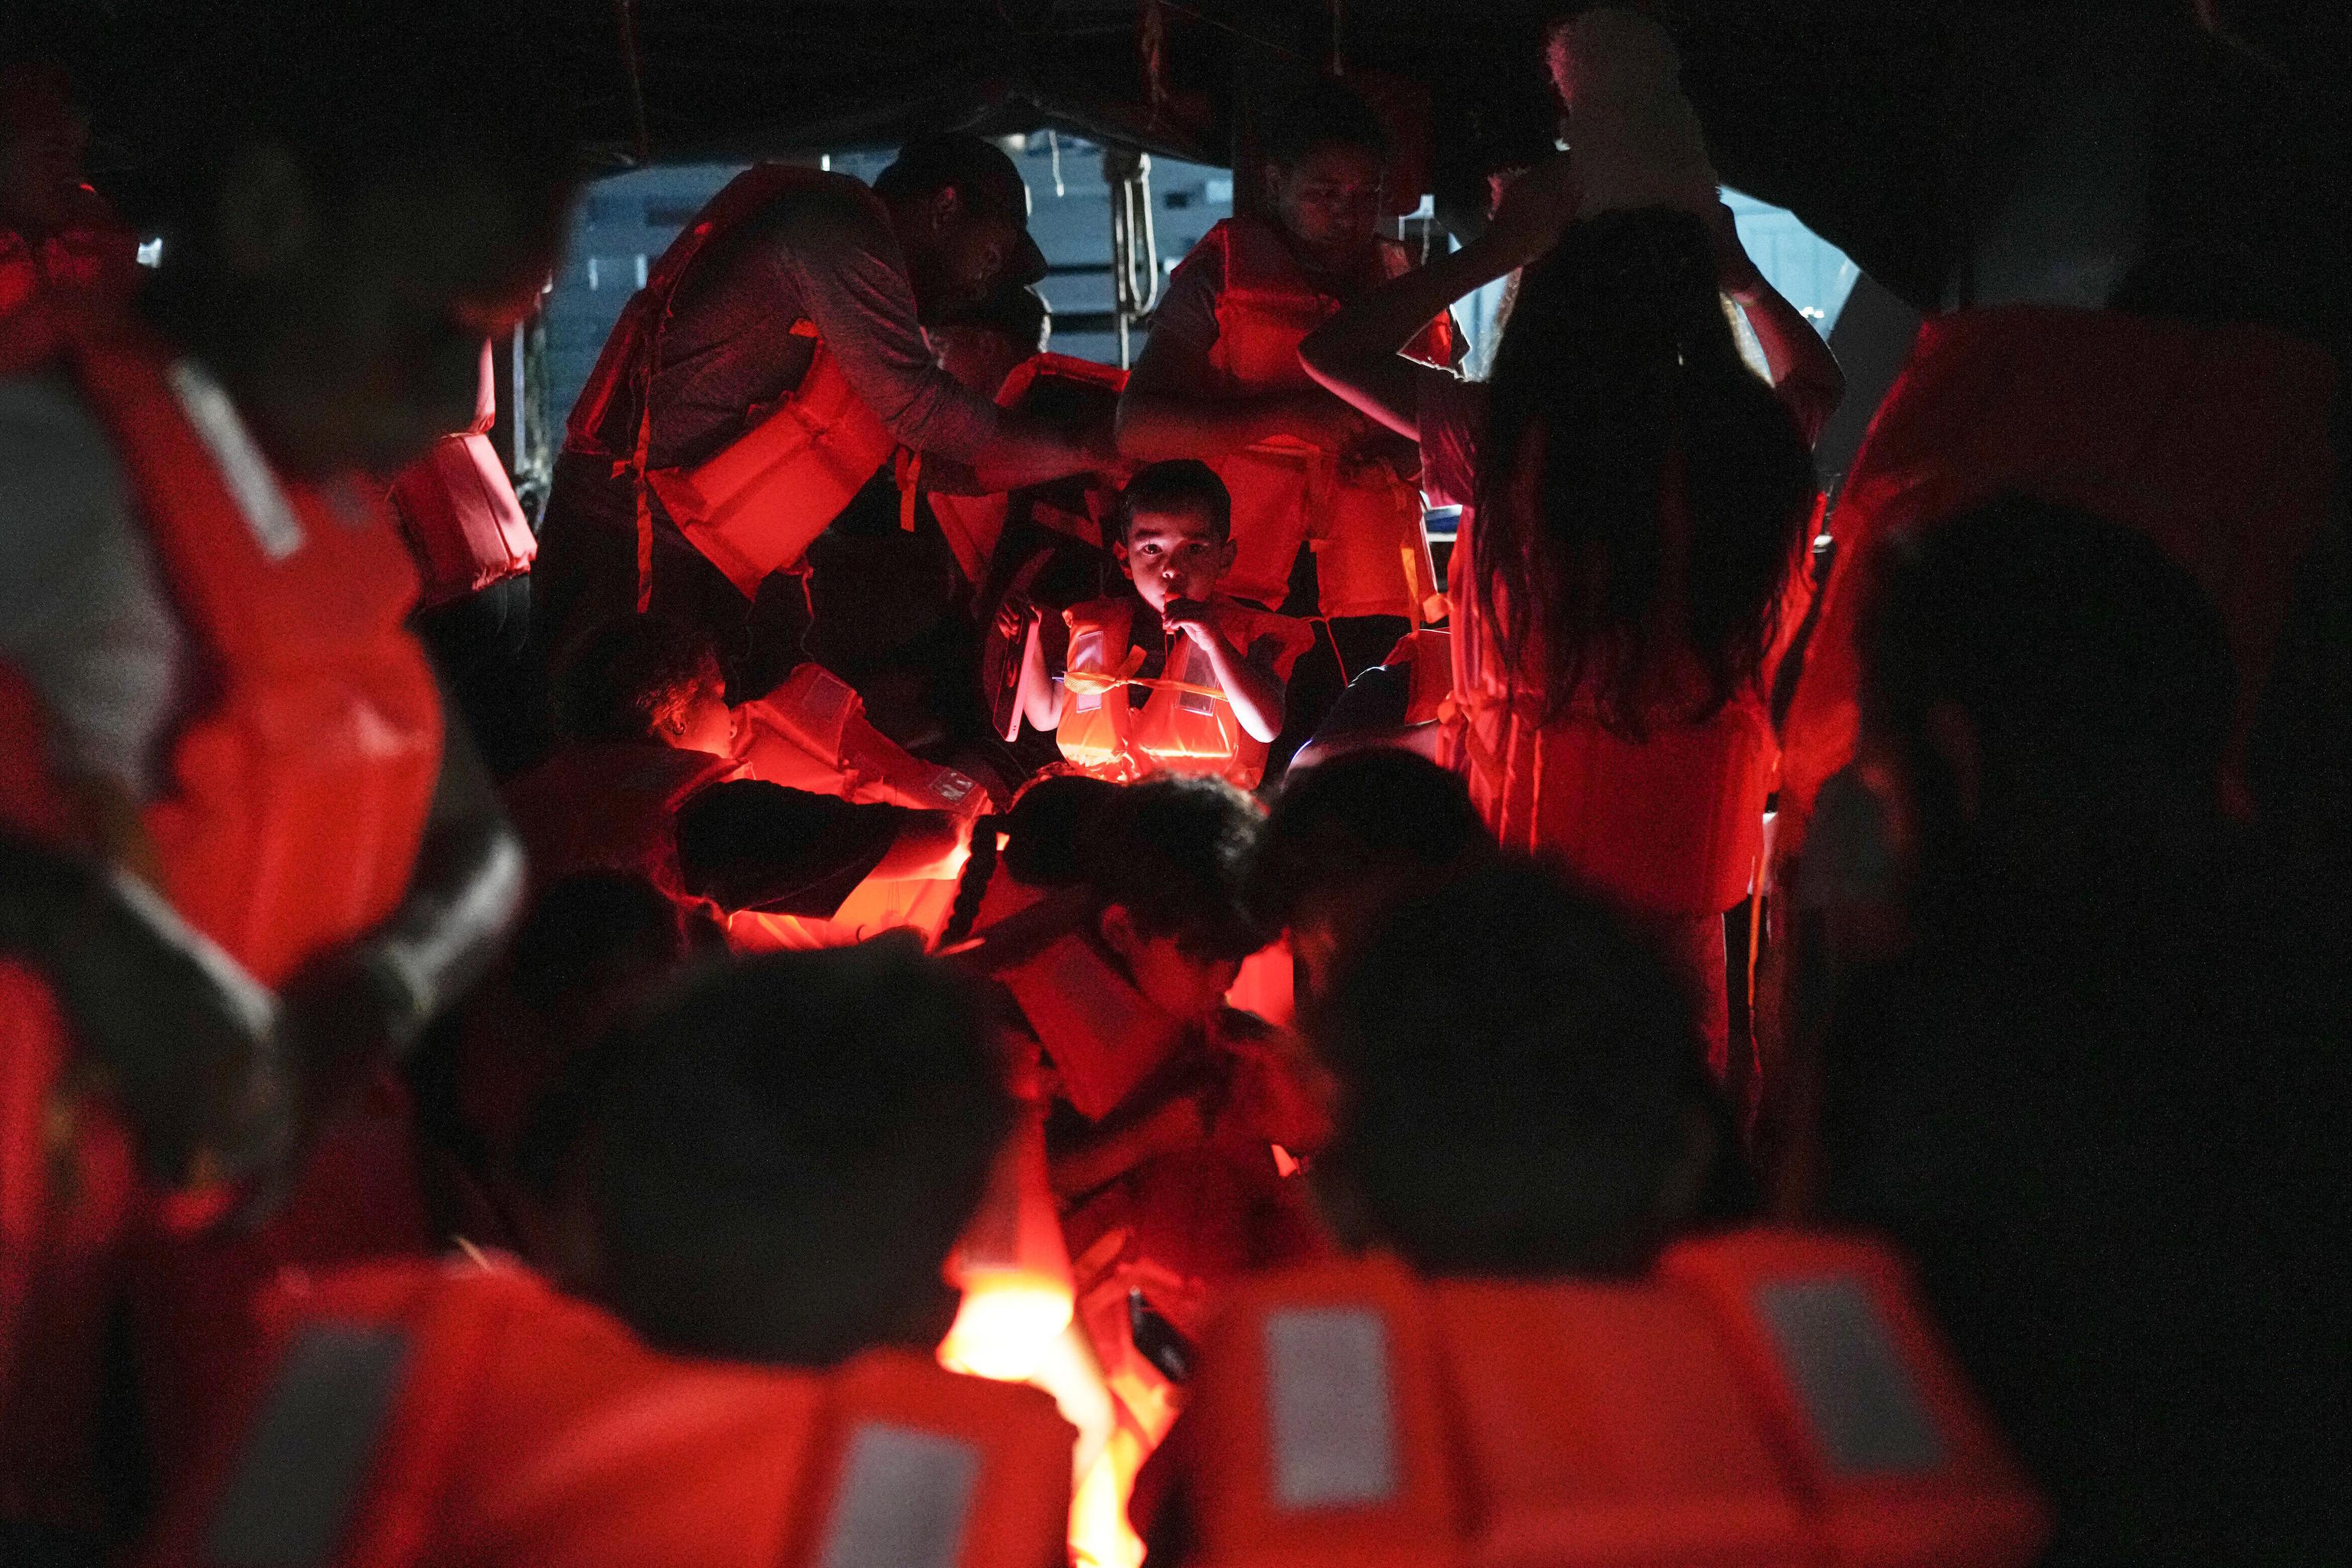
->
[540,132,1111,704]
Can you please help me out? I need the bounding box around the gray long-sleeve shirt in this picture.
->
[629,172,1001,472]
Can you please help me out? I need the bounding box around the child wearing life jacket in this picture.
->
[1116,77,1459,706]
[959,776,1331,1566]
[1011,460,1314,790]
[1132,863,2050,1568]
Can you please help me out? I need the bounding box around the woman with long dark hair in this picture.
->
[1299,155,1828,1058]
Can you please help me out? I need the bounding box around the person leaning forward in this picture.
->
[535,133,1120,704]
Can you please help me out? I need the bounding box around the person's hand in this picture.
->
[1705,200,1764,299]
[1161,599,1223,654]
[995,591,1035,643]
[1272,391,1371,452]
[1480,152,1581,270]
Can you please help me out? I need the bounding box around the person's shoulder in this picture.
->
[761,169,894,247]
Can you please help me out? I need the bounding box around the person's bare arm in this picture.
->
[1116,330,1364,462]
[1706,203,1845,446]
[1298,152,1583,439]
[1000,598,1069,732]
[1049,1093,1208,1201]
[1165,603,1284,744]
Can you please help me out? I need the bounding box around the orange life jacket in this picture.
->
[1179,1231,2048,1568]
[1384,627,1455,729]
[1199,217,1452,618]
[138,1256,1076,1568]
[0,302,443,1525]
[387,341,537,606]
[931,352,1129,586]
[567,165,899,606]
[1447,517,1775,917]
[721,662,983,951]
[1057,597,1315,791]
[1775,305,2338,870]
[0,305,444,983]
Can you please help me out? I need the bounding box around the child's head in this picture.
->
[1312,860,1752,1276]
[580,941,1011,1366]
[1117,459,1234,614]
[1252,751,1491,1004]
[1081,776,1265,1026]
[1261,76,1391,265]
[551,614,735,755]
[932,284,1049,394]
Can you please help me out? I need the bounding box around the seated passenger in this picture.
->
[507,615,973,950]
[1136,863,2047,1568]
[143,944,1076,1568]
[1818,498,2344,1566]
[960,777,1329,1559]
[1011,461,1312,790]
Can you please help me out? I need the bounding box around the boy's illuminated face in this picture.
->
[1117,503,1235,615]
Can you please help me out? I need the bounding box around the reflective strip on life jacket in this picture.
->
[1182,1234,2047,1568]
[144,1259,1075,1568]
[201,1320,412,1566]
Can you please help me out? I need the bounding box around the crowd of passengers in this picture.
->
[0,4,2342,1566]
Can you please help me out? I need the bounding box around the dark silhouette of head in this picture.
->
[1857,494,2235,895]
[1251,750,1491,1003]
[583,942,1011,1367]
[550,614,731,753]
[874,132,1046,325]
[1473,206,1815,736]
[117,0,580,476]
[1313,860,1751,1276]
